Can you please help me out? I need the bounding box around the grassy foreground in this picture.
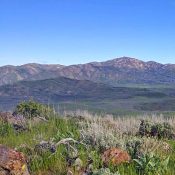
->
[1,110,175,175]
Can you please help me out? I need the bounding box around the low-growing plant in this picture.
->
[0,121,13,136]
[93,168,121,175]
[133,153,169,175]
[79,117,125,152]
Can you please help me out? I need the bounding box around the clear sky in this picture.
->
[0,0,175,66]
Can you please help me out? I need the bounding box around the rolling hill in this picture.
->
[0,77,175,113]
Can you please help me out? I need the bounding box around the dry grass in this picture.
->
[64,110,175,153]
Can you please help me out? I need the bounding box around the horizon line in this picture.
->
[0,56,174,67]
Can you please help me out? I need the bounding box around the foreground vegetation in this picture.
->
[0,101,175,175]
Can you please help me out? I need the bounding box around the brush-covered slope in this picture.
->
[0,77,175,112]
[0,77,158,101]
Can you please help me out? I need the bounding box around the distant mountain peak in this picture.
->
[104,57,145,69]
[114,56,142,62]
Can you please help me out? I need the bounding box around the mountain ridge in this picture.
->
[0,57,175,86]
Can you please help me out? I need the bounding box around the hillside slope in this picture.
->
[0,63,64,85]
[0,77,175,113]
[54,57,175,85]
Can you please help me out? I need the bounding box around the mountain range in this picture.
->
[1,57,175,86]
[0,57,175,113]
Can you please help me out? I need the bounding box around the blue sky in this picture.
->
[0,0,175,66]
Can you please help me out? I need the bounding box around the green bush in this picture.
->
[14,100,53,119]
[139,120,175,139]
[139,120,152,137]
[133,153,169,175]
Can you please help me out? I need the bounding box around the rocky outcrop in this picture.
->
[0,145,30,175]
[102,148,131,166]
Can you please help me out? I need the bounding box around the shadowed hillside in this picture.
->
[0,77,175,113]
